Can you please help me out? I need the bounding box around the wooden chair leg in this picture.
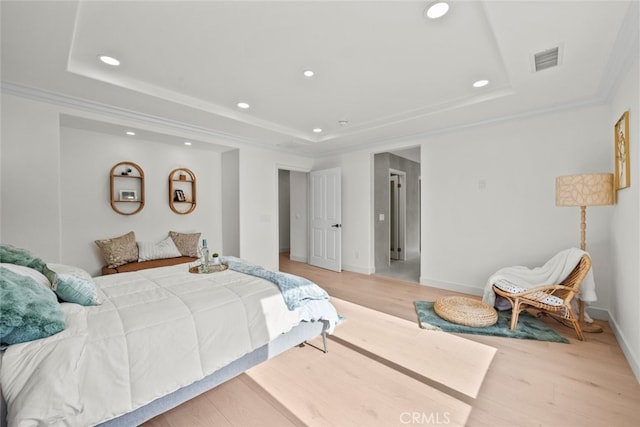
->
[509,301,521,330]
[566,308,585,341]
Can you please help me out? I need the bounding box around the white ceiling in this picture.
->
[1,1,636,157]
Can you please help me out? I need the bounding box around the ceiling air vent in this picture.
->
[533,46,560,72]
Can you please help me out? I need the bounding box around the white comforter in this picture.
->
[1,264,336,426]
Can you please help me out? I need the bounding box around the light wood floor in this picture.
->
[146,255,640,427]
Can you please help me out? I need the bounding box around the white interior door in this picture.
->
[309,167,342,272]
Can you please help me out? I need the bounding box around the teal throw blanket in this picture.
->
[222,257,329,310]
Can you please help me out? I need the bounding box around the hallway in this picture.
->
[374,252,420,283]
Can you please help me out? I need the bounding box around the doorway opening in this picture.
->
[373,148,421,283]
[277,168,309,270]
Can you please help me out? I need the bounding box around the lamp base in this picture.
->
[554,299,603,333]
[580,321,603,333]
[578,299,603,333]
[554,317,603,333]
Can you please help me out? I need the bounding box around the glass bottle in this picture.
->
[201,239,210,273]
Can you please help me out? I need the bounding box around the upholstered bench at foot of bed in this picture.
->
[101,256,198,275]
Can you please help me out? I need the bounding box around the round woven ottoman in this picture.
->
[434,296,498,327]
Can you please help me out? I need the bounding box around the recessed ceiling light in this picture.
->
[99,55,120,66]
[184,141,192,146]
[312,128,323,133]
[425,2,449,19]
[125,131,136,136]
[473,79,489,88]
[303,70,315,77]
[237,102,250,109]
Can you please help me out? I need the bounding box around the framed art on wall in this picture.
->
[614,111,630,190]
[119,190,138,201]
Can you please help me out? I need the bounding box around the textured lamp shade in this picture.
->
[556,173,614,207]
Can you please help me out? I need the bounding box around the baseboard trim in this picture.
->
[289,255,307,263]
[286,259,373,275]
[584,306,608,321]
[342,263,375,275]
[598,309,640,383]
[420,277,483,296]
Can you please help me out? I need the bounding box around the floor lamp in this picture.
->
[556,173,614,333]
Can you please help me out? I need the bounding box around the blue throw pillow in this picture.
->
[44,264,101,306]
[0,267,65,345]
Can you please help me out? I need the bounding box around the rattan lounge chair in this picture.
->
[492,254,592,341]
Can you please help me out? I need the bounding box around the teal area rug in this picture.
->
[414,301,569,344]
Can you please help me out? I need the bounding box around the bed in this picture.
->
[0,256,338,426]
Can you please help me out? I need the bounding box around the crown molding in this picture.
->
[0,81,273,149]
[314,96,605,160]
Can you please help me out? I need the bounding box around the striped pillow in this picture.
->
[137,236,182,262]
[44,263,101,306]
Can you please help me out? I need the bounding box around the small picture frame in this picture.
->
[614,111,630,190]
[174,189,186,202]
[119,190,137,201]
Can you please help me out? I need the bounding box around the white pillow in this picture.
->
[0,263,51,289]
[137,236,182,262]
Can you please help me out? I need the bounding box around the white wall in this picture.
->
[609,55,639,379]
[238,148,313,270]
[60,126,222,275]
[221,149,240,257]
[420,105,614,303]
[1,94,63,261]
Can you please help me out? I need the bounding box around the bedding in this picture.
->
[0,245,47,274]
[223,256,332,310]
[0,266,65,345]
[0,262,338,426]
